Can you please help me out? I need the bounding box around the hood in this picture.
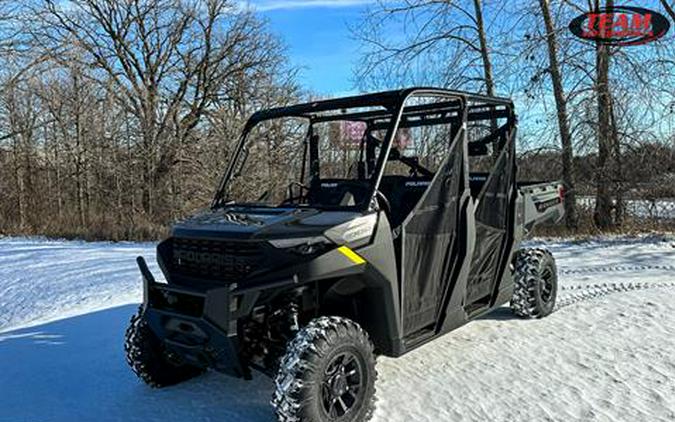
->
[171,206,362,240]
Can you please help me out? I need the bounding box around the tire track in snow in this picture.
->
[559,264,675,275]
[555,281,675,311]
[555,259,675,310]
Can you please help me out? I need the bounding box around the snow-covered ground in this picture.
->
[0,237,159,332]
[1,235,674,421]
[577,197,675,220]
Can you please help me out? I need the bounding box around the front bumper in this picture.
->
[137,257,256,378]
[135,244,368,378]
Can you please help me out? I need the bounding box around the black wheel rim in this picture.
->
[321,350,364,419]
[540,267,555,303]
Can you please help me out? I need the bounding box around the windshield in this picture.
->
[214,109,395,210]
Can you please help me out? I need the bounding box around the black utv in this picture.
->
[125,88,565,422]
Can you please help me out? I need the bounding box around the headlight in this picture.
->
[324,214,377,247]
[269,236,333,255]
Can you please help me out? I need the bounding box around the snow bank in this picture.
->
[0,235,674,421]
[0,237,159,332]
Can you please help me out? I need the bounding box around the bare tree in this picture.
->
[0,77,40,230]
[353,0,502,95]
[538,0,578,228]
[33,0,283,215]
[592,0,616,229]
[354,0,675,233]
[473,0,495,97]
[0,0,299,240]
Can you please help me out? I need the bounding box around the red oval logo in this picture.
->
[569,6,670,46]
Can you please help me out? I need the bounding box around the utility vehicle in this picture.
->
[125,88,565,422]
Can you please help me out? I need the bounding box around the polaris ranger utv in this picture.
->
[125,88,564,422]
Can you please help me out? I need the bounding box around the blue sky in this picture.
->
[246,0,378,95]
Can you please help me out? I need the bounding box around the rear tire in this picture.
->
[124,307,204,387]
[510,248,558,318]
[272,316,377,422]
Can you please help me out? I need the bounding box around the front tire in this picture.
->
[510,248,558,318]
[272,316,377,422]
[124,307,204,387]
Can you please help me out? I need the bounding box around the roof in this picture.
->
[248,87,514,126]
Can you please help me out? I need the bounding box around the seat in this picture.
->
[379,176,432,228]
[469,173,488,198]
[307,179,370,207]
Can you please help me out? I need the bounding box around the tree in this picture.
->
[660,0,675,24]
[538,0,578,228]
[592,0,616,229]
[353,0,501,95]
[354,0,510,159]
[0,0,299,240]
[33,0,284,216]
[473,0,495,98]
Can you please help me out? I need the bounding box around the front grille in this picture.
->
[171,237,263,281]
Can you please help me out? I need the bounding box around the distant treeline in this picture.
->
[1,0,674,240]
[0,0,300,240]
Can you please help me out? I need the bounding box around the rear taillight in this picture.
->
[558,186,566,201]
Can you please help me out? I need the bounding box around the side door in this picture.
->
[465,124,517,308]
[398,125,470,337]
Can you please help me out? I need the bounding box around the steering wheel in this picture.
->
[289,181,310,192]
[375,190,391,217]
[282,182,310,205]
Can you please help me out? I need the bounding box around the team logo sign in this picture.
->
[569,6,670,46]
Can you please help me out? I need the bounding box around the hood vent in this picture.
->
[182,211,264,227]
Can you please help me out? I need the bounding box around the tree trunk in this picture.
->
[141,126,154,216]
[472,0,495,97]
[12,136,26,229]
[141,87,159,217]
[660,0,675,24]
[593,0,614,229]
[52,121,63,220]
[74,86,86,228]
[609,97,623,225]
[472,0,499,158]
[538,0,578,229]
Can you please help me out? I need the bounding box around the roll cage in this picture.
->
[211,87,516,211]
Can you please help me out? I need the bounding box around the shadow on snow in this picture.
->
[0,305,275,422]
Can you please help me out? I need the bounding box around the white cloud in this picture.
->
[241,0,383,12]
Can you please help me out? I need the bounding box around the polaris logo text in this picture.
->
[569,6,670,46]
[175,250,251,271]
